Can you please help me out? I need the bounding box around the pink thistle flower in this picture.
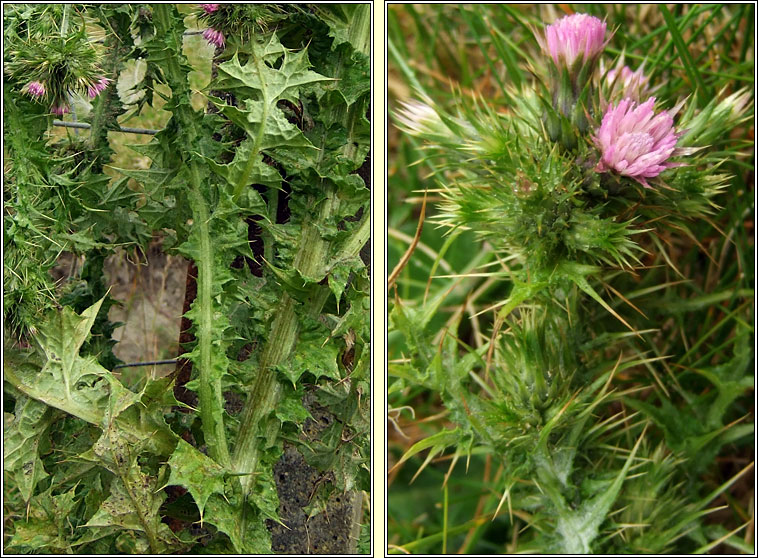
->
[203,27,225,49]
[541,13,607,67]
[25,81,46,97]
[51,104,70,116]
[200,4,219,14]
[593,97,683,188]
[87,76,111,99]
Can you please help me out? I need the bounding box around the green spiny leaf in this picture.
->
[3,395,54,502]
[216,45,334,103]
[5,486,78,554]
[276,316,342,385]
[166,439,226,522]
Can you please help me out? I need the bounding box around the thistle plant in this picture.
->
[389,5,752,555]
[4,3,370,554]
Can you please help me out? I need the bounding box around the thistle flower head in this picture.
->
[24,81,46,98]
[395,100,445,136]
[603,61,651,102]
[593,97,682,188]
[542,13,607,68]
[203,27,225,49]
[87,76,111,99]
[50,104,70,116]
[200,4,219,13]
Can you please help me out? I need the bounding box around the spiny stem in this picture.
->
[232,183,343,492]
[188,175,231,467]
[87,20,129,165]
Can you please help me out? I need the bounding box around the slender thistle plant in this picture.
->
[388,5,753,555]
[4,4,370,554]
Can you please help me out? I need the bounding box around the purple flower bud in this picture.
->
[25,81,46,97]
[605,64,651,102]
[542,13,607,67]
[200,4,219,14]
[593,97,682,188]
[51,104,70,116]
[203,27,225,49]
[88,76,111,99]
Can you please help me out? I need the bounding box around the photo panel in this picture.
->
[386,3,755,555]
[3,2,373,555]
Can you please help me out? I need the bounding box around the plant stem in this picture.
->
[231,8,371,494]
[87,16,129,168]
[152,4,230,466]
[232,210,369,496]
[232,51,269,201]
[232,186,342,492]
[188,175,231,467]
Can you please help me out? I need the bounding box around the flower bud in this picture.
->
[25,81,46,98]
[542,13,607,69]
[600,60,652,104]
[51,104,70,116]
[395,100,448,138]
[538,14,608,150]
[200,4,220,14]
[203,27,225,49]
[87,77,111,99]
[678,89,752,147]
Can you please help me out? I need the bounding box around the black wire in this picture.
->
[52,120,160,135]
[113,359,178,370]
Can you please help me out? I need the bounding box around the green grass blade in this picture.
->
[660,5,711,98]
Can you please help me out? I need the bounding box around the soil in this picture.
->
[104,238,187,379]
